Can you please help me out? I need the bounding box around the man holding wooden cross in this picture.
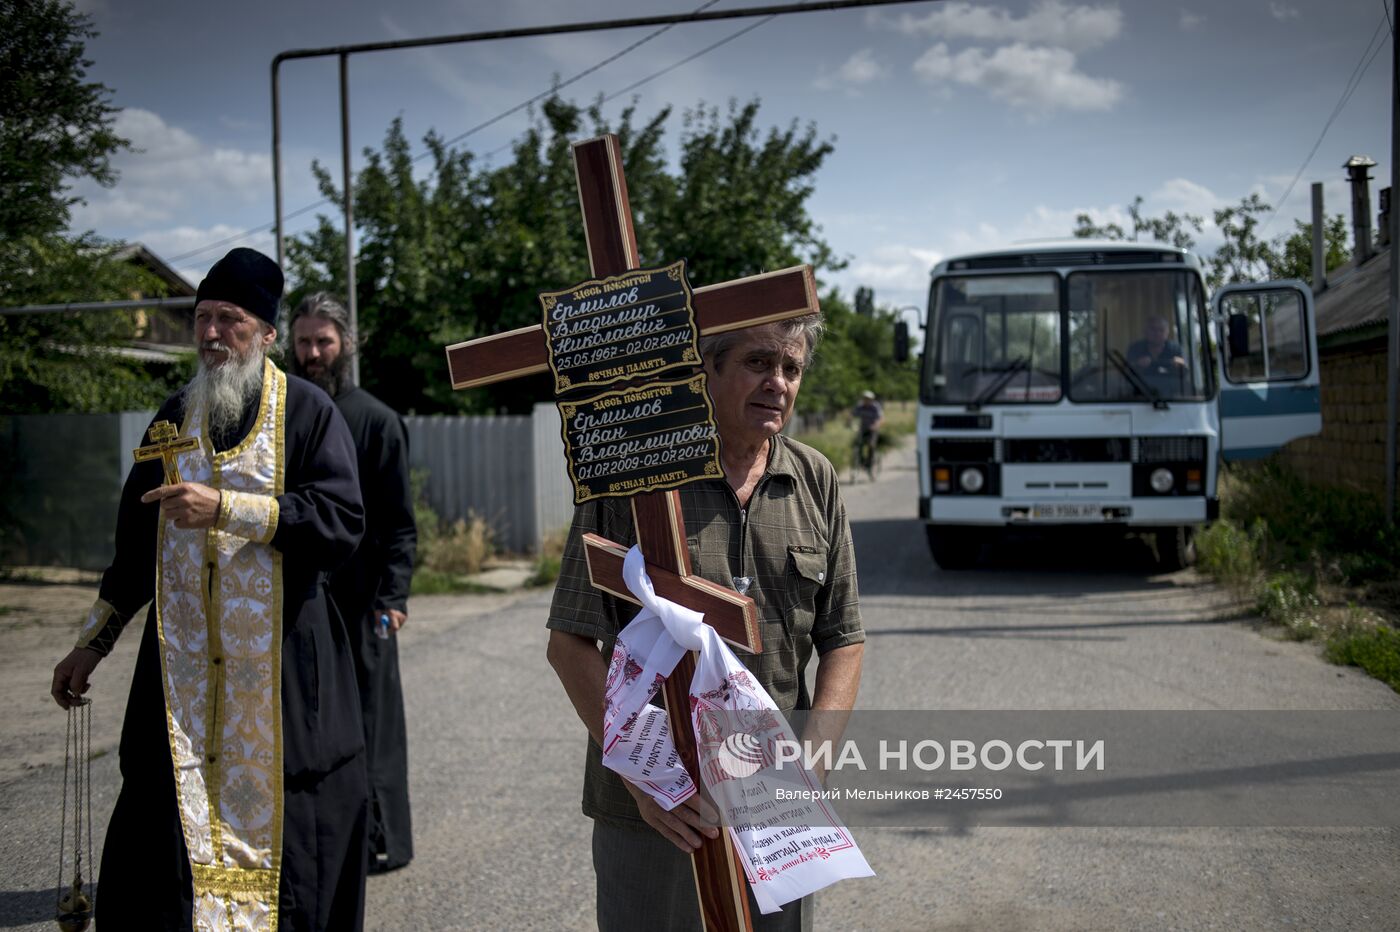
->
[546,313,866,931]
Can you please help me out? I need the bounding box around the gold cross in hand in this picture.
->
[133,420,200,486]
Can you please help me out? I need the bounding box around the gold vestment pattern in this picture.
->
[156,360,287,931]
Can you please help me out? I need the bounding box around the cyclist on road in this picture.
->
[851,390,884,474]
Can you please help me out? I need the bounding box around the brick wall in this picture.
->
[1279,344,1399,500]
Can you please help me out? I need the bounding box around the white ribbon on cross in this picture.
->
[600,546,874,913]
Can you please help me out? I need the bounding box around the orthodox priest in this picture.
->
[288,292,417,873]
[51,247,370,932]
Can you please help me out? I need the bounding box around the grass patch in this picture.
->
[1325,625,1400,691]
[0,567,49,584]
[529,525,569,587]
[410,570,500,596]
[1196,519,1263,592]
[411,469,498,594]
[423,516,494,577]
[0,605,17,616]
[1197,462,1400,692]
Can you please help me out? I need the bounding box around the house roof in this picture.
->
[1314,245,1391,339]
[108,243,196,296]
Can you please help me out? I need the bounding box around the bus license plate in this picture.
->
[1031,503,1103,521]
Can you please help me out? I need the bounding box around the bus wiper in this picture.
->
[969,356,1029,409]
[1106,348,1168,410]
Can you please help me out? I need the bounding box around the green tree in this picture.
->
[799,289,918,414]
[1207,192,1277,289]
[1272,213,1351,283]
[0,0,129,240]
[0,0,183,413]
[1073,195,1204,251]
[1071,192,1350,291]
[0,236,189,413]
[290,96,848,415]
[657,100,841,285]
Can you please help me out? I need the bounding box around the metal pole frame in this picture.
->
[339,53,359,387]
[268,0,933,365]
[1387,17,1399,522]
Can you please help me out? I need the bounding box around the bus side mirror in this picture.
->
[894,320,910,363]
[1226,313,1250,359]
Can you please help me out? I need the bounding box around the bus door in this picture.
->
[1213,281,1321,460]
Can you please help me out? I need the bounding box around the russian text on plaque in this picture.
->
[558,374,722,504]
[540,259,700,394]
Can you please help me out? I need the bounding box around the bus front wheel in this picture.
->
[926,525,986,570]
[1152,526,1197,572]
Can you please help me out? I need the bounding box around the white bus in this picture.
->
[896,241,1321,570]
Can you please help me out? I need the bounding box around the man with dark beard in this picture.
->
[287,293,417,874]
[51,248,370,931]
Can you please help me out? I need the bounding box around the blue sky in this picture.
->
[68,0,1392,314]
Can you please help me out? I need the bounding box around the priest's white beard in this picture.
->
[187,339,267,437]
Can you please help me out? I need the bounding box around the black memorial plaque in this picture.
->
[557,373,722,504]
[540,260,700,394]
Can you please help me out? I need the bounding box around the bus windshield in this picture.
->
[925,273,1062,405]
[1066,270,1210,403]
[923,268,1211,406]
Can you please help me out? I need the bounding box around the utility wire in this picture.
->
[1259,11,1390,236]
[481,13,775,163]
[602,14,773,102]
[168,0,758,265]
[435,0,721,153]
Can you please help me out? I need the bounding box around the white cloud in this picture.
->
[70,108,271,231]
[882,0,1123,53]
[1179,10,1205,30]
[815,48,890,92]
[1151,177,1222,217]
[1269,3,1301,21]
[947,220,1014,255]
[848,244,942,292]
[913,42,1123,112]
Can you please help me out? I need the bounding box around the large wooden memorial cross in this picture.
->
[445,135,818,932]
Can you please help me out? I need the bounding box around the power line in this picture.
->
[481,13,775,163]
[169,0,758,265]
[166,202,320,264]
[436,0,722,153]
[602,15,774,102]
[1260,11,1390,236]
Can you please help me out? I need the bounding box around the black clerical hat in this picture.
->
[196,248,284,327]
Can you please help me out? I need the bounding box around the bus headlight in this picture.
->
[1149,467,1175,493]
[959,467,985,493]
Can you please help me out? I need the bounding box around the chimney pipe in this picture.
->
[1345,155,1377,264]
[1379,186,1392,249]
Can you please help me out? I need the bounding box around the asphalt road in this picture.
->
[3,441,1398,930]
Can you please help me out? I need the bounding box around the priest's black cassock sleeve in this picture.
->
[86,374,369,932]
[329,386,417,872]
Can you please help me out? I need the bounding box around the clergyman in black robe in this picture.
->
[288,293,418,873]
[52,248,369,932]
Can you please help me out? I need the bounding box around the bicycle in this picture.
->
[849,429,882,483]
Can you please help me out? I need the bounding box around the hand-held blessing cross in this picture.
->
[444,134,819,932]
[133,420,200,486]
